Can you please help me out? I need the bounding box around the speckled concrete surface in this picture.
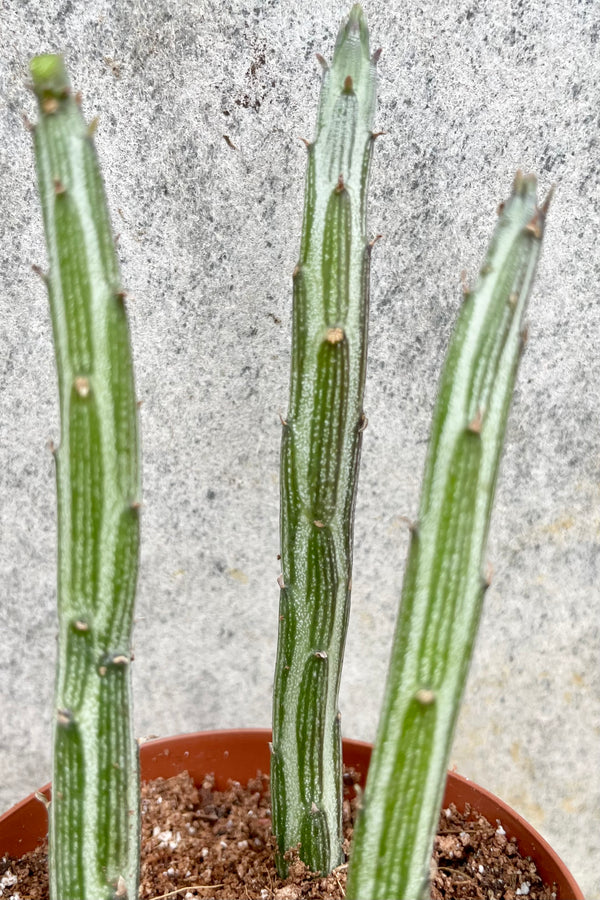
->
[1,1,598,896]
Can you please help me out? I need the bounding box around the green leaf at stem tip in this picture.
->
[30,54,70,97]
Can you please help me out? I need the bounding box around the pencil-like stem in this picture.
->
[272,4,378,876]
[347,174,551,900]
[30,55,141,900]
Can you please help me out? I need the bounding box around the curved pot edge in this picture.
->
[0,728,584,900]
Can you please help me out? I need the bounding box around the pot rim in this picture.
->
[0,728,584,900]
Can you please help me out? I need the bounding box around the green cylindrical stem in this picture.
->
[272,5,378,875]
[346,174,551,900]
[30,55,141,900]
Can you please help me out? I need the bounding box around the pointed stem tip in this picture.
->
[335,4,370,59]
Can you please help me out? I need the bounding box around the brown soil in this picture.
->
[1,770,557,900]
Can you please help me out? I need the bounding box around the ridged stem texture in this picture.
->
[31,55,141,900]
[346,174,551,900]
[271,4,378,876]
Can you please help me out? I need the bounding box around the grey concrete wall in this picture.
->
[1,1,598,896]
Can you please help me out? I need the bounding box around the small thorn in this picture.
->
[524,212,542,239]
[279,412,287,427]
[467,408,484,434]
[508,292,519,308]
[130,500,141,511]
[415,688,436,706]
[277,573,285,589]
[57,708,73,727]
[496,201,505,217]
[116,290,128,302]
[358,413,368,433]
[541,184,555,215]
[74,90,83,106]
[87,116,99,137]
[313,520,324,528]
[343,75,354,94]
[32,264,48,282]
[348,578,352,591]
[460,270,470,296]
[47,438,57,455]
[73,619,89,632]
[22,113,34,132]
[315,650,327,659]
[372,47,383,64]
[484,562,494,587]
[335,173,345,193]
[42,97,60,115]
[326,326,345,344]
[298,137,311,150]
[53,178,66,195]
[115,876,128,898]
[399,515,419,535]
[74,376,90,398]
[520,324,529,347]
[277,553,281,560]
[35,791,50,809]
[367,233,382,252]
[136,399,143,409]
[315,53,328,71]
[311,801,320,814]
[292,263,301,279]
[336,710,342,722]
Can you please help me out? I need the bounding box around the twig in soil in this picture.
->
[443,825,494,834]
[147,886,225,899]
[437,866,476,883]
[333,868,346,897]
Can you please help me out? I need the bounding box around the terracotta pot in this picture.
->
[0,728,583,899]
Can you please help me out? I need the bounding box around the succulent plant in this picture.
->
[346,172,551,898]
[271,4,379,876]
[30,55,141,900]
[272,3,551,890]
[24,10,550,900]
